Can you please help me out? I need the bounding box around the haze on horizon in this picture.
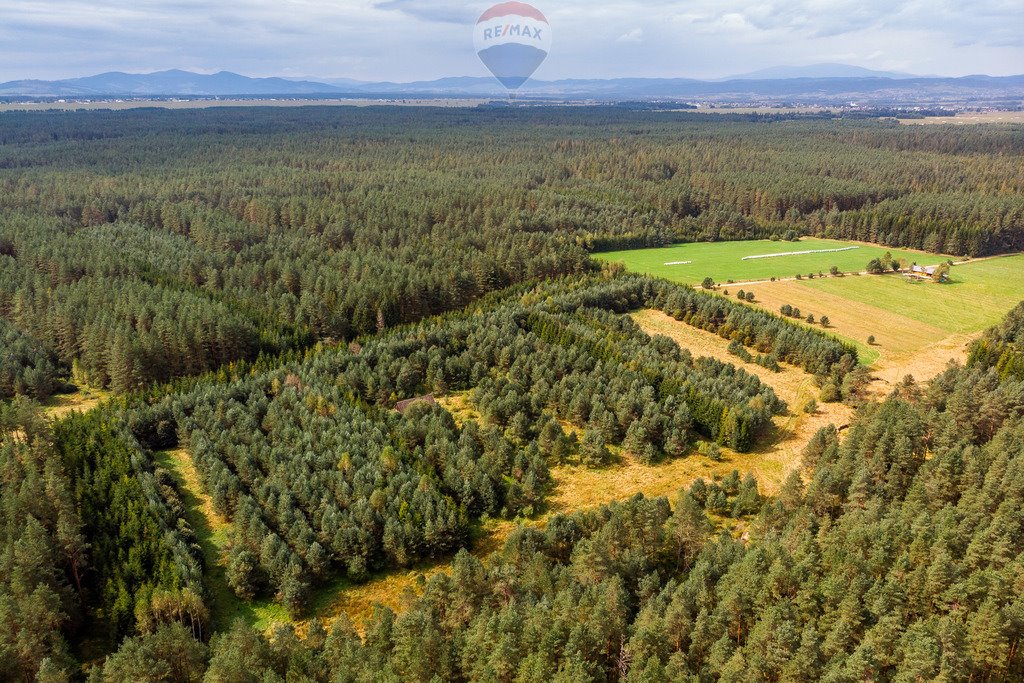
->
[0,0,1021,84]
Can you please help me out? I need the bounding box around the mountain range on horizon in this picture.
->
[722,63,924,80]
[1,65,1022,104]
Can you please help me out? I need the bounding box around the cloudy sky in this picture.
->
[1,0,1021,82]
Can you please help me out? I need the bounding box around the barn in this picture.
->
[908,264,950,282]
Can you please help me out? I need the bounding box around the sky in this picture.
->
[0,0,1021,82]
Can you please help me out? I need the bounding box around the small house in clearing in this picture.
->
[394,395,436,415]
[907,264,950,282]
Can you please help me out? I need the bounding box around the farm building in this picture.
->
[908,264,950,282]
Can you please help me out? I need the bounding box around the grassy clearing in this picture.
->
[435,392,480,427]
[800,254,1024,334]
[595,238,953,286]
[745,278,945,367]
[154,448,290,632]
[40,386,110,420]
[741,255,1024,391]
[307,519,525,636]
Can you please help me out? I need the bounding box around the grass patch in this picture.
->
[154,448,290,631]
[40,386,110,420]
[595,238,953,286]
[800,254,1024,334]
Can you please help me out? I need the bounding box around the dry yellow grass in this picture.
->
[313,518,523,636]
[632,310,854,493]
[435,392,480,427]
[41,387,109,420]
[744,280,975,393]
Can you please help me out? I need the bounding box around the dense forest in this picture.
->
[80,314,1024,682]
[108,275,854,620]
[0,270,856,680]
[0,107,1021,397]
[0,317,63,398]
[8,300,1023,681]
[1,106,1023,680]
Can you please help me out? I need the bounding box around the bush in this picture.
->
[699,441,722,462]
[820,382,841,403]
[580,429,612,468]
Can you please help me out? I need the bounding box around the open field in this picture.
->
[745,279,971,389]
[741,253,1024,389]
[600,240,1024,388]
[800,255,1024,334]
[596,238,954,286]
[900,111,1024,125]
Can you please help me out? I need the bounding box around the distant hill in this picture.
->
[1,69,1022,106]
[726,63,920,80]
[0,70,345,97]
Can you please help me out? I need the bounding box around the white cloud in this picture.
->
[0,0,1020,81]
[616,28,644,43]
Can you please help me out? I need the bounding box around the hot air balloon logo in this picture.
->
[473,2,551,92]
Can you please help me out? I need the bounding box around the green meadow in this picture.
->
[801,254,1024,335]
[595,238,953,285]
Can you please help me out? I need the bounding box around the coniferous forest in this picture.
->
[1,105,1023,681]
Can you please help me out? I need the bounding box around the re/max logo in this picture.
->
[482,24,543,41]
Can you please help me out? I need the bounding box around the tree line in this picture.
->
[969,301,1024,381]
